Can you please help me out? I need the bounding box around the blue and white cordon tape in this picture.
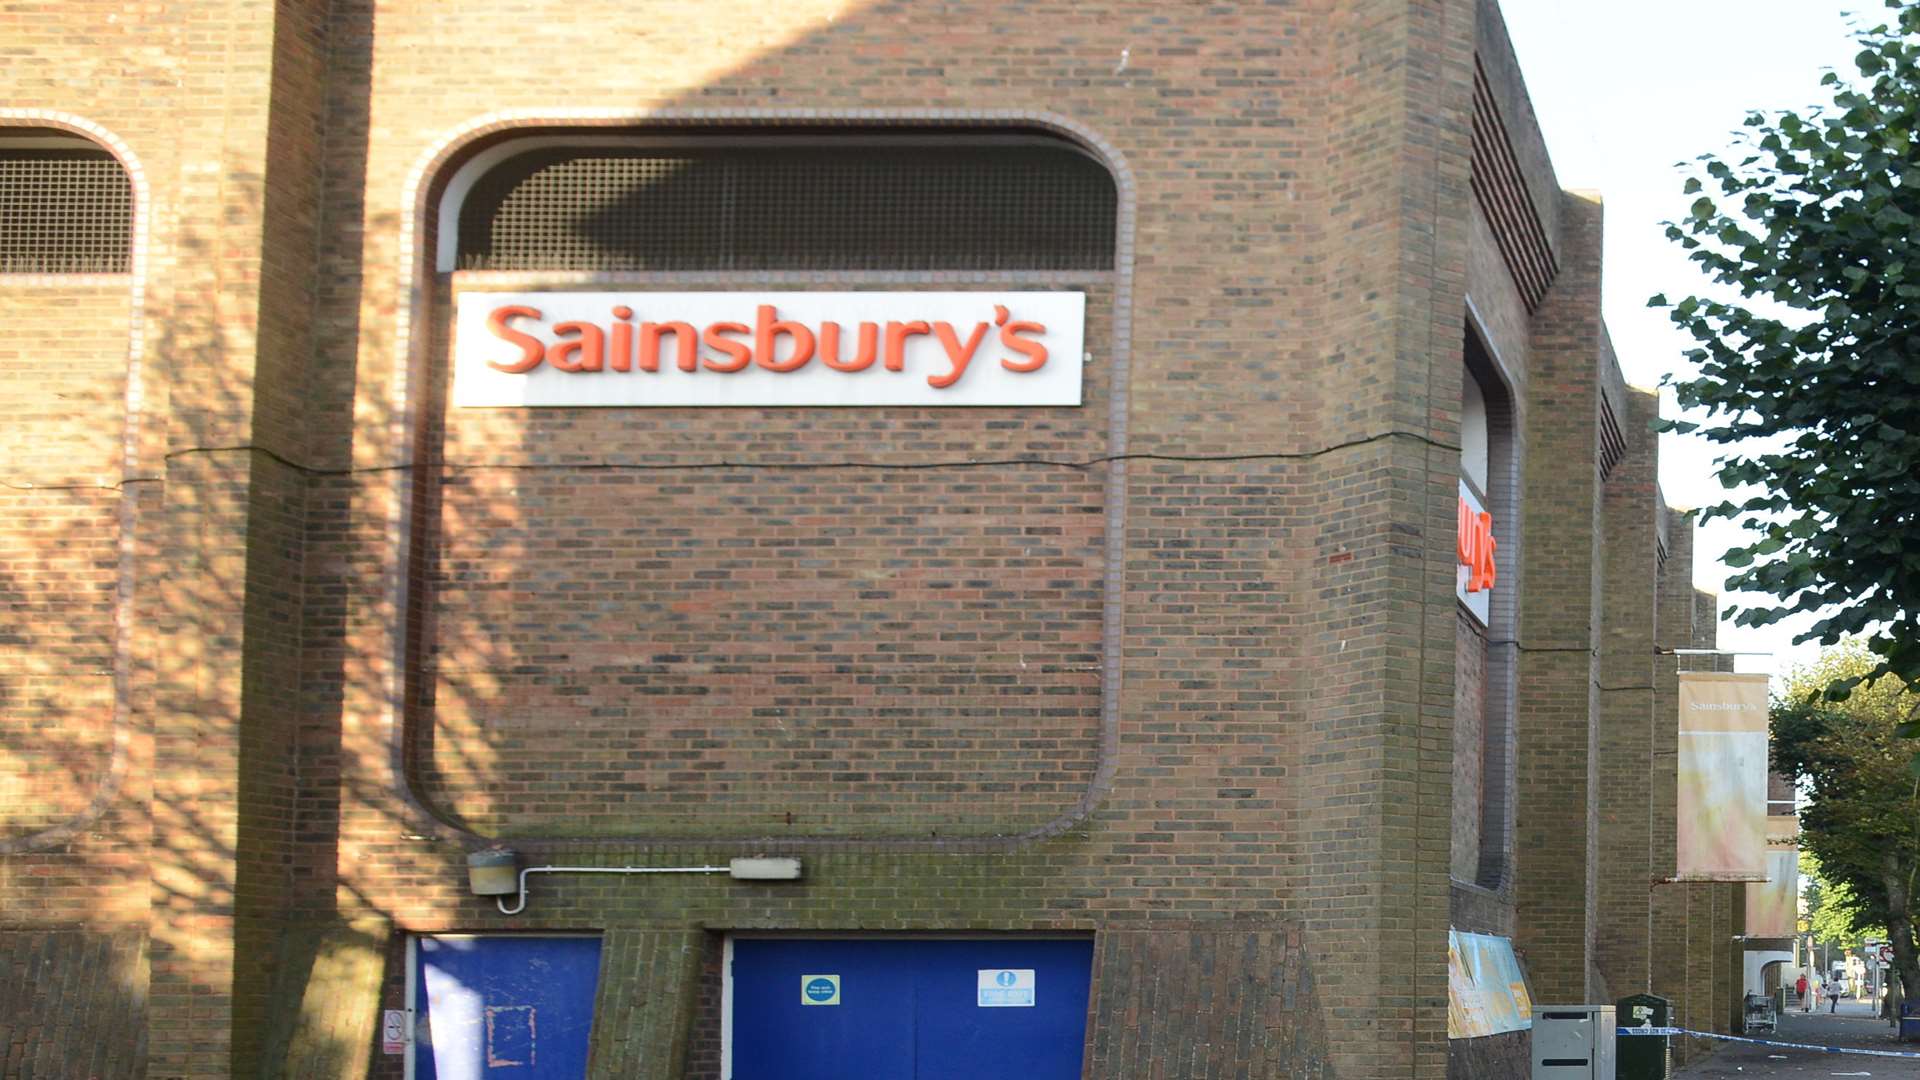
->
[1616,1026,1920,1060]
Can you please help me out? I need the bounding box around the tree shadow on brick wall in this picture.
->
[0,525,122,843]
[0,488,152,1077]
[0,4,408,1076]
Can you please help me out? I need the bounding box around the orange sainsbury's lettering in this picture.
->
[609,306,634,372]
[641,321,699,372]
[819,321,879,372]
[476,301,1062,388]
[701,321,752,372]
[994,304,1049,372]
[883,320,932,372]
[485,305,545,373]
[755,304,815,373]
[546,321,603,372]
[929,321,989,388]
[1457,495,1496,593]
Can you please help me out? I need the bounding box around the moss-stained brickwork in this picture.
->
[588,930,703,1079]
[0,930,148,1078]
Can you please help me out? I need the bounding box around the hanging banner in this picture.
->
[1745,817,1800,937]
[1676,672,1770,881]
[1447,930,1532,1039]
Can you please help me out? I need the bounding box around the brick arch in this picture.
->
[0,110,150,854]
[381,108,1136,850]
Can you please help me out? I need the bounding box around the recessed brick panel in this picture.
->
[414,282,1112,837]
[1452,608,1487,882]
[0,286,127,835]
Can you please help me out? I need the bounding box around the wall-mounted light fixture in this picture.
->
[473,854,803,915]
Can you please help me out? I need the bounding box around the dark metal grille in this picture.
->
[458,141,1116,272]
[0,149,132,274]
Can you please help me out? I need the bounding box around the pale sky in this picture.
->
[1499,0,1870,679]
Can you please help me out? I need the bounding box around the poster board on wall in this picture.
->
[1447,930,1532,1039]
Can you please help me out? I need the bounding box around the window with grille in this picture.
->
[455,135,1116,273]
[0,138,132,274]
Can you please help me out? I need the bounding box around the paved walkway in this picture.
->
[1671,999,1919,1078]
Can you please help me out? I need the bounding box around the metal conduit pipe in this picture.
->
[497,865,729,915]
[491,858,803,915]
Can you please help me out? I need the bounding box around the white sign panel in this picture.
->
[453,291,1086,408]
[977,968,1036,1007]
[381,1008,406,1054]
[800,974,841,1006]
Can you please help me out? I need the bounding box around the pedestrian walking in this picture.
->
[1797,972,1810,1012]
[1829,979,1840,1012]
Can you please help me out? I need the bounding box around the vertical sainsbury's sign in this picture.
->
[1457,480,1496,625]
[451,291,1086,407]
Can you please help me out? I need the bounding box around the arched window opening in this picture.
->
[450,132,1117,273]
[1459,318,1520,893]
[0,130,132,274]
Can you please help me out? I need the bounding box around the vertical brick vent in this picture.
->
[1470,62,1554,311]
[0,142,132,274]
[1598,394,1627,482]
[456,134,1117,272]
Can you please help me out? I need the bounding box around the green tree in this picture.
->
[1802,850,1884,954]
[1651,1,1920,731]
[1772,645,1920,1000]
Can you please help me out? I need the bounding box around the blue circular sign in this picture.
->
[995,970,1017,987]
[805,976,838,1002]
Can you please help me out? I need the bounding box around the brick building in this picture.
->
[0,0,1747,1076]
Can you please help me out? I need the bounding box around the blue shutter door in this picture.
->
[730,937,1093,1080]
[416,935,603,1079]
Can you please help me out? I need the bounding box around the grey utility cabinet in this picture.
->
[1531,1004,1617,1080]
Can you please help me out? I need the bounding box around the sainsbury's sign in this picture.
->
[451,291,1085,407]
[1457,480,1496,624]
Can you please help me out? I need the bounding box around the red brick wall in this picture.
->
[0,114,156,1080]
[1651,512,1696,1060]
[313,7,1463,1079]
[1513,191,1606,1004]
[1594,386,1659,1002]
[0,1,1739,1076]
[1453,609,1489,882]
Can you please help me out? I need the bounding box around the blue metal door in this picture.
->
[730,937,1093,1080]
[415,935,603,1079]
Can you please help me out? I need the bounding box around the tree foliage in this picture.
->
[1652,1,1920,712]
[1802,849,1884,947]
[1772,645,1920,997]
